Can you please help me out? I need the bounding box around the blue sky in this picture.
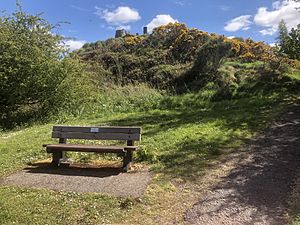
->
[1,0,300,50]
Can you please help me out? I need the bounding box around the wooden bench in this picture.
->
[43,125,141,172]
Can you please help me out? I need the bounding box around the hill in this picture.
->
[77,23,283,93]
[1,10,300,224]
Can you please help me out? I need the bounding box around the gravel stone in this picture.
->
[185,103,300,225]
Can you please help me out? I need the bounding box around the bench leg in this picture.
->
[51,151,63,167]
[123,151,132,172]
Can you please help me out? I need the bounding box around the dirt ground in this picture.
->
[0,162,151,197]
[185,103,300,225]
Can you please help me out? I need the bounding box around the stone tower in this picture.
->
[115,29,127,38]
[143,26,148,35]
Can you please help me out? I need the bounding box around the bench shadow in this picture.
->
[24,162,123,178]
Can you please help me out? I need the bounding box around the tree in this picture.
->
[277,20,289,55]
[277,20,300,60]
[288,25,300,59]
[0,4,85,124]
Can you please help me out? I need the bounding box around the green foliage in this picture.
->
[185,37,232,87]
[0,7,61,111]
[48,58,100,118]
[287,25,300,59]
[78,23,279,94]
[287,70,300,81]
[0,5,91,128]
[146,64,190,89]
[0,8,297,130]
[278,20,289,52]
[277,20,300,60]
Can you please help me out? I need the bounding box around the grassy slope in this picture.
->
[1,90,298,224]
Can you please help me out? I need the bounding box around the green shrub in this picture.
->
[0,6,99,128]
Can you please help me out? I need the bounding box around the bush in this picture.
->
[176,37,232,91]
[0,5,92,128]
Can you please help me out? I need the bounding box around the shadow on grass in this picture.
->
[96,95,286,180]
[107,97,278,136]
[185,103,300,224]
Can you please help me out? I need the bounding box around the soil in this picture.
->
[185,103,300,225]
[0,162,151,197]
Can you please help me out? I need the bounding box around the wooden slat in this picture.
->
[52,126,141,134]
[52,131,141,141]
[45,144,138,153]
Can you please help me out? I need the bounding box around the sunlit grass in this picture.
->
[0,71,299,224]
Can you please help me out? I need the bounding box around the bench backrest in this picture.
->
[52,126,141,141]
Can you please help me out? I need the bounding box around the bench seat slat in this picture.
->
[45,144,138,153]
[52,132,141,141]
[53,126,141,134]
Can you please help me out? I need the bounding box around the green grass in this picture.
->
[224,60,264,69]
[0,94,288,177]
[0,186,137,224]
[1,67,299,224]
[287,70,300,81]
[1,89,297,224]
[103,95,285,178]
[52,83,165,124]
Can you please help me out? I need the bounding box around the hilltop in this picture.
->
[76,23,284,92]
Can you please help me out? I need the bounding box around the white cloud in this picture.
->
[272,1,281,10]
[64,40,86,51]
[224,15,252,32]
[259,27,277,36]
[146,15,178,32]
[95,6,141,25]
[116,25,131,30]
[254,0,300,36]
[227,36,235,39]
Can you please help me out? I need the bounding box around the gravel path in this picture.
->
[185,103,300,225]
[0,163,151,197]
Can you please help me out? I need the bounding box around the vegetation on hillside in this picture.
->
[1,6,299,129]
[78,23,283,92]
[77,22,300,106]
[0,5,300,224]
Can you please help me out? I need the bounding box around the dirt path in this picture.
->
[185,103,300,225]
